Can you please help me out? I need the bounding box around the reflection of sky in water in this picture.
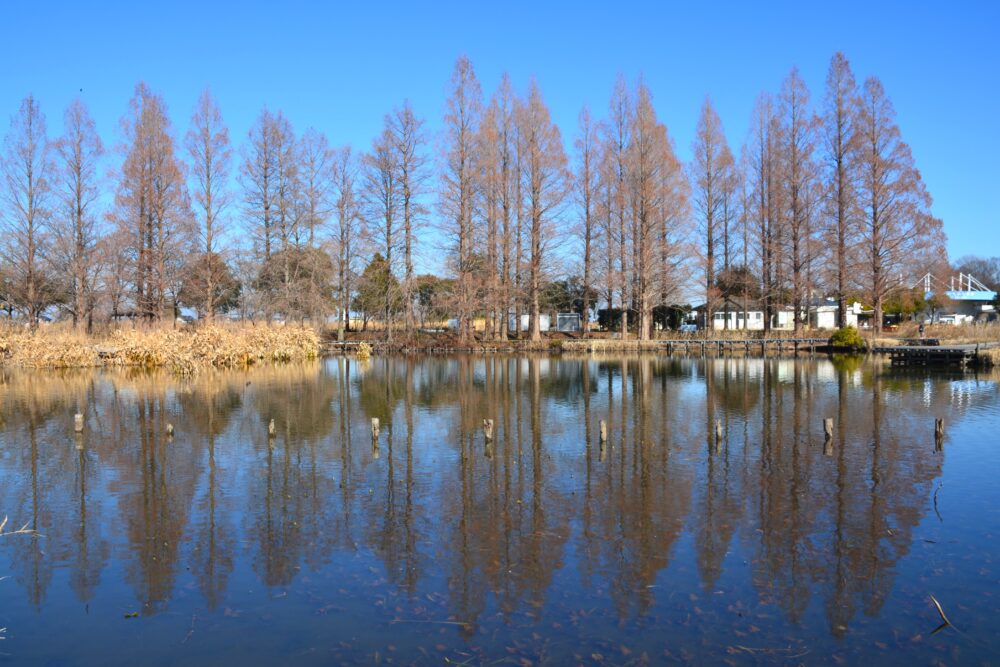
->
[0,358,997,665]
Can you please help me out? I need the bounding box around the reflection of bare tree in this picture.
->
[436,357,574,632]
[364,358,424,595]
[118,391,197,613]
[0,356,971,637]
[245,363,342,587]
[576,357,694,619]
[745,360,944,631]
[694,360,742,591]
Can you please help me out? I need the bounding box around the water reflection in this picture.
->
[0,357,996,664]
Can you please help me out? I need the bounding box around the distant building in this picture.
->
[508,312,551,333]
[692,298,860,331]
[691,300,766,331]
[919,272,997,324]
[775,299,860,331]
[555,312,582,332]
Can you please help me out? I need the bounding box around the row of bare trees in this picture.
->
[688,53,945,334]
[0,53,944,335]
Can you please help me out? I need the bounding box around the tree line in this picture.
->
[0,52,945,338]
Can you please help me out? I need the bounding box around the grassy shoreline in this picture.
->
[3,323,996,369]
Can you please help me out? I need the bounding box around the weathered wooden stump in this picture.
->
[371,417,380,441]
[935,418,944,451]
[483,418,494,441]
[823,417,834,439]
[599,419,607,444]
[74,413,84,433]
[166,423,174,437]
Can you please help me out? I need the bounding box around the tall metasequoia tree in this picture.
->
[113,83,190,321]
[474,74,519,340]
[493,74,518,340]
[627,80,689,339]
[573,106,599,335]
[297,127,334,247]
[363,124,400,336]
[241,109,280,262]
[604,76,631,338]
[745,94,781,331]
[778,68,819,333]
[295,127,334,321]
[691,98,728,328]
[1,95,55,329]
[478,98,502,339]
[241,108,298,315]
[363,125,398,274]
[388,101,427,335]
[440,56,482,342]
[184,90,231,320]
[855,77,940,334]
[822,52,860,327]
[716,144,738,327]
[628,80,672,340]
[53,98,103,330]
[332,146,361,340]
[518,80,569,342]
[654,117,690,330]
[272,113,298,252]
[597,147,616,329]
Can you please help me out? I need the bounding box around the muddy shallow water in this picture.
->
[0,355,998,665]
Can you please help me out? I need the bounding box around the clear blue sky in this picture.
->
[1,0,997,265]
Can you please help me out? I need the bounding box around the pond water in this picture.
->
[0,355,998,666]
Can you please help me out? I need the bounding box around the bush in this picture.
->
[829,326,865,350]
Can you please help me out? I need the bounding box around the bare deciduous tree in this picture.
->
[53,98,103,330]
[518,80,569,342]
[573,106,599,336]
[112,83,191,321]
[388,101,428,335]
[691,98,729,328]
[855,76,941,334]
[777,68,819,333]
[241,110,280,263]
[822,52,860,328]
[332,146,362,340]
[439,56,482,342]
[185,89,232,320]
[1,95,58,328]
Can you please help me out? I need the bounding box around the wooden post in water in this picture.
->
[166,423,174,438]
[714,419,723,454]
[371,418,380,441]
[74,413,84,433]
[483,419,494,441]
[935,418,944,451]
[823,417,834,456]
[268,419,276,438]
[599,419,607,444]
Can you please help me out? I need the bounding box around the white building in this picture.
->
[710,309,765,331]
[775,299,860,330]
[508,313,550,333]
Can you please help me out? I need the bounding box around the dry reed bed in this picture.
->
[0,325,319,373]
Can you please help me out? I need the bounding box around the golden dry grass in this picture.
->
[892,321,1000,343]
[0,322,319,373]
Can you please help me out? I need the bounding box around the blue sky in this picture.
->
[1,0,997,267]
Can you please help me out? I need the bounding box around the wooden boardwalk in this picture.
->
[875,342,1000,367]
[656,338,830,356]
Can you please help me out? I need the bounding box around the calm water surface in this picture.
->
[0,355,998,666]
